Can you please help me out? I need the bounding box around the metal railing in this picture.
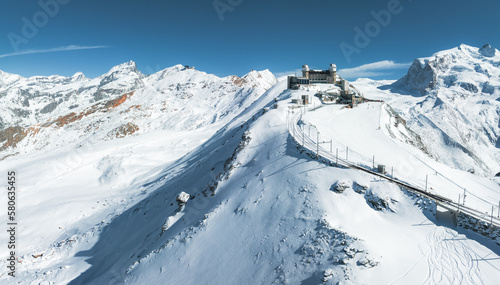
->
[286,106,500,228]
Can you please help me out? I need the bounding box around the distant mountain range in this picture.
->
[1,44,500,285]
[0,62,277,157]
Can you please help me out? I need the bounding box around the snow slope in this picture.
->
[0,61,143,129]
[0,63,277,158]
[0,64,278,282]
[1,75,499,284]
[1,47,500,284]
[355,44,500,176]
[299,100,500,214]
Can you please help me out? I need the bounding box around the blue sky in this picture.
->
[1,0,499,80]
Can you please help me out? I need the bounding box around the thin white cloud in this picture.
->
[274,69,301,78]
[0,45,108,59]
[339,60,411,79]
[276,61,411,79]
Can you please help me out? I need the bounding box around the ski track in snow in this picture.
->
[422,227,484,285]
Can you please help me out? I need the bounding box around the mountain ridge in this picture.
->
[394,43,500,95]
[0,62,277,158]
[1,44,500,284]
[353,44,500,176]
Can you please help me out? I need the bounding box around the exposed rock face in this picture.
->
[364,191,395,212]
[112,122,140,138]
[479,44,496,57]
[0,90,139,153]
[0,63,277,157]
[331,181,350,193]
[0,126,27,151]
[395,44,499,95]
[398,59,437,94]
[389,44,500,176]
[383,104,431,156]
[0,61,144,130]
[352,182,368,194]
[176,192,191,207]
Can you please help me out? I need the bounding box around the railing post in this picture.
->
[302,126,305,146]
[425,175,428,192]
[491,205,494,227]
[316,131,319,158]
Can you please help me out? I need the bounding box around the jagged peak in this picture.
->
[0,69,21,77]
[410,43,500,70]
[167,64,195,73]
[106,60,139,74]
[242,69,273,78]
[395,43,500,95]
[431,43,499,60]
[458,43,474,51]
[146,64,206,81]
[71,71,86,80]
[0,69,23,85]
[237,69,277,89]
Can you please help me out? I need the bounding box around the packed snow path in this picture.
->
[285,103,500,229]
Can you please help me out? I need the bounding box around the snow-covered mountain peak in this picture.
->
[96,60,143,84]
[4,70,500,284]
[374,44,500,176]
[2,48,500,284]
[0,62,278,156]
[145,64,196,81]
[71,71,86,81]
[454,43,499,61]
[431,43,497,60]
[240,69,277,89]
[395,44,500,94]
[0,69,23,86]
[92,60,145,95]
[107,60,140,74]
[143,65,277,93]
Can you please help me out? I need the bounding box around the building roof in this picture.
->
[309,70,331,74]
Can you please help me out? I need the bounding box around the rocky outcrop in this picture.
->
[396,59,437,94]
[111,122,140,138]
[0,126,27,151]
[0,63,276,158]
[479,44,496,58]
[389,44,500,176]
